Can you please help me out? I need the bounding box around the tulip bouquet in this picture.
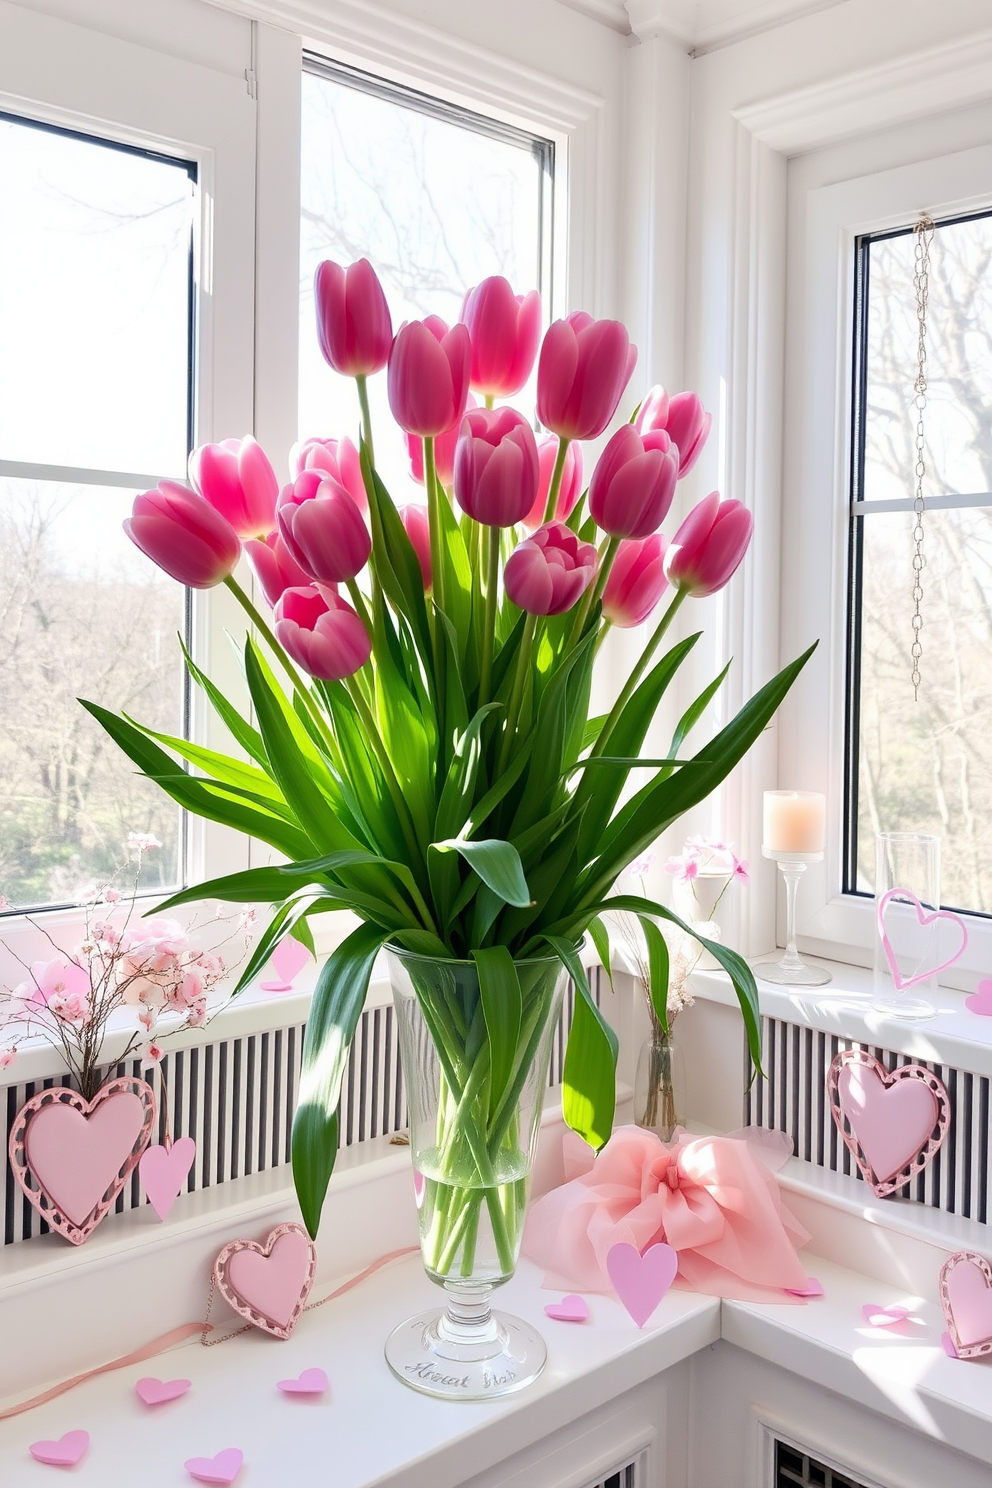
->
[86,260,812,1261]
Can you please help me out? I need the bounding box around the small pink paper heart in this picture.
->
[787,1278,824,1298]
[277,1367,328,1395]
[185,1447,243,1484]
[606,1241,678,1327]
[544,1294,588,1323]
[965,979,992,1016]
[30,1430,89,1467]
[862,1303,909,1328]
[942,1330,960,1358]
[140,1137,197,1221]
[135,1376,191,1406]
[260,937,312,992]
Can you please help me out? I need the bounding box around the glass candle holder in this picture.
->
[756,848,831,986]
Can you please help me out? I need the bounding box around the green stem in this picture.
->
[478,525,500,707]
[223,574,335,750]
[423,436,445,616]
[344,678,425,877]
[592,585,689,760]
[356,374,374,465]
[542,437,570,525]
[345,578,374,637]
[497,612,536,774]
[568,532,620,647]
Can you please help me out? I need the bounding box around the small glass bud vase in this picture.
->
[634,1027,685,1141]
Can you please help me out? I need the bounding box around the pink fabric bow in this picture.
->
[524,1125,811,1303]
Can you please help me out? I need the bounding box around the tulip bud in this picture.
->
[399,504,432,591]
[522,437,584,531]
[504,521,598,617]
[245,531,312,608]
[589,424,678,539]
[665,392,712,478]
[602,535,669,627]
[664,492,753,597]
[188,436,279,540]
[633,385,671,436]
[277,475,372,585]
[274,586,371,681]
[405,393,476,489]
[290,435,367,514]
[125,482,241,588]
[537,312,637,442]
[460,276,542,399]
[453,407,540,528]
[314,258,393,378]
[387,316,471,438]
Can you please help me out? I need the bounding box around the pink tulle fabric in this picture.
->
[523,1125,812,1303]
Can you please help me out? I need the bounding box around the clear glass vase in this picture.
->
[384,946,566,1401]
[634,1028,685,1141]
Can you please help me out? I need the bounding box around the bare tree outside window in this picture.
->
[851,213,992,913]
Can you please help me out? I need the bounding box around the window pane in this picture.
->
[863,217,992,503]
[0,114,193,475]
[0,479,184,910]
[299,66,550,501]
[855,507,992,914]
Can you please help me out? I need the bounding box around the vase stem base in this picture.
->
[385,1306,547,1400]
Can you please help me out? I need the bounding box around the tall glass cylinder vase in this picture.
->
[384,946,567,1401]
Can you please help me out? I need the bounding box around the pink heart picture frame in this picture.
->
[8,1076,156,1245]
[939,1251,992,1360]
[827,1048,950,1198]
[214,1222,317,1339]
[876,888,968,992]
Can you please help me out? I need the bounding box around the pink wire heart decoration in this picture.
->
[185,1447,243,1484]
[606,1241,678,1327]
[214,1223,316,1339]
[29,1430,89,1466]
[140,1136,197,1221]
[940,1251,992,1359]
[135,1376,191,1406]
[876,887,968,992]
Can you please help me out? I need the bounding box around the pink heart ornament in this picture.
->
[862,1304,909,1328]
[544,1294,589,1323]
[606,1242,678,1327]
[940,1251,992,1359]
[135,1376,191,1406]
[260,937,312,992]
[140,1136,197,1221]
[185,1448,243,1484]
[827,1049,950,1196]
[215,1223,316,1339]
[9,1078,156,1245]
[29,1430,89,1467]
[876,887,968,992]
[965,978,992,1017]
[277,1367,328,1395]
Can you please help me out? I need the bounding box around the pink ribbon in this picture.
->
[523,1126,811,1302]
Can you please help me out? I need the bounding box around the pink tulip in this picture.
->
[537,312,637,442]
[602,534,669,627]
[633,385,671,436]
[244,531,312,608]
[277,474,371,585]
[453,407,540,528]
[664,392,712,478]
[522,437,584,531]
[589,424,679,539]
[399,504,432,591]
[405,393,476,488]
[460,276,542,399]
[274,586,371,681]
[664,492,753,597]
[125,482,241,588]
[188,436,279,540]
[387,316,471,438]
[290,435,367,514]
[504,521,598,616]
[314,258,392,378]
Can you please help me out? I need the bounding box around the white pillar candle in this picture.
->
[763,791,825,854]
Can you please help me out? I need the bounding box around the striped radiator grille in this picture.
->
[2,969,599,1246]
[744,1016,990,1222]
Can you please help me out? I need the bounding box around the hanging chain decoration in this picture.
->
[910,212,935,700]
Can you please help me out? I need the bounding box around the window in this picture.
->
[298,56,554,498]
[846,210,992,916]
[0,112,195,911]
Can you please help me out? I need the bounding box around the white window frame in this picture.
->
[0,0,257,967]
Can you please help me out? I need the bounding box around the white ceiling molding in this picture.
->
[622,0,848,51]
[554,0,631,33]
[736,25,992,154]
